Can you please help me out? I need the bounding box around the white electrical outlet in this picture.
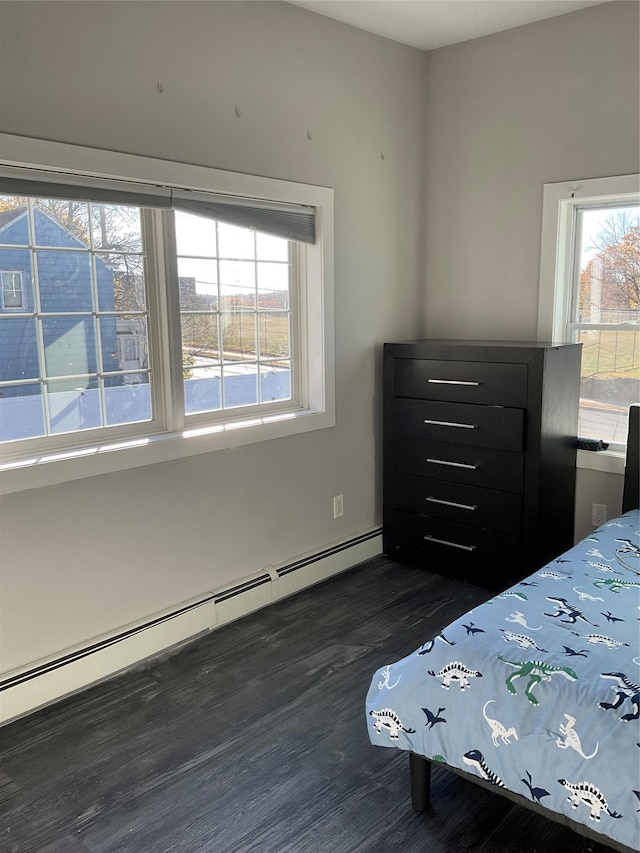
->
[333,494,344,519]
[592,503,607,526]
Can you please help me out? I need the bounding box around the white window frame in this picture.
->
[1,269,24,310]
[0,134,335,495]
[538,173,640,473]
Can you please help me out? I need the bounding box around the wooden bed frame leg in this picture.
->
[409,753,431,811]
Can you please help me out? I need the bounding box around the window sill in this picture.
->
[0,407,335,495]
[576,448,626,476]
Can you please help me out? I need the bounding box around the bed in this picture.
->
[366,405,640,853]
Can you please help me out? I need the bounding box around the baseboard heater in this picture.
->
[0,528,382,725]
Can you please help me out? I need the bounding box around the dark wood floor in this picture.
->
[0,557,601,853]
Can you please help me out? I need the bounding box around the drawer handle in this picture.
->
[424,535,476,552]
[423,419,477,429]
[428,379,480,386]
[426,458,478,470]
[426,496,477,512]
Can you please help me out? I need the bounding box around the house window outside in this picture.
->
[1,270,24,309]
[539,175,640,452]
[0,136,334,493]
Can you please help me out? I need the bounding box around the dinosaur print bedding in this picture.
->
[366,509,640,852]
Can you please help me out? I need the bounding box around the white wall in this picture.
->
[421,0,639,533]
[422,0,639,340]
[0,1,426,674]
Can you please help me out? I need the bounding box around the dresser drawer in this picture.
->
[395,358,528,407]
[384,510,521,589]
[389,473,522,535]
[391,439,524,493]
[389,399,524,452]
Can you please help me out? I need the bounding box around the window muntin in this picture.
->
[1,270,24,309]
[568,204,639,446]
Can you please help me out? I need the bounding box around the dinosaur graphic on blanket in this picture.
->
[588,576,640,594]
[556,714,598,759]
[498,655,578,705]
[427,662,483,690]
[557,779,622,822]
[462,749,505,787]
[599,672,640,722]
[544,596,599,626]
[369,708,416,740]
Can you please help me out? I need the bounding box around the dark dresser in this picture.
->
[383,340,581,589]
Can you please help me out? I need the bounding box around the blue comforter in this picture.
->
[366,509,640,851]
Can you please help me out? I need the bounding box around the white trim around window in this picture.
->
[538,173,639,470]
[0,134,335,495]
[538,174,639,343]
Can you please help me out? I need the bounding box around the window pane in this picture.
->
[184,366,221,415]
[257,262,289,310]
[577,328,640,443]
[0,197,152,444]
[0,383,45,441]
[219,260,256,309]
[221,312,257,361]
[181,314,220,365]
[175,211,217,257]
[259,312,290,358]
[37,250,93,313]
[175,217,297,420]
[48,377,101,434]
[96,253,146,312]
[574,204,640,442]
[223,364,258,408]
[256,232,288,261]
[260,363,291,402]
[101,316,148,375]
[0,318,39,380]
[178,258,218,310]
[42,316,96,377]
[91,204,142,252]
[104,374,151,426]
[0,197,31,245]
[217,222,254,259]
[33,200,89,248]
[576,205,640,324]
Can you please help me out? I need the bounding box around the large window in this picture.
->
[0,135,334,493]
[539,175,640,452]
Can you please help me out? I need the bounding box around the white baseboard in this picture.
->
[0,529,382,726]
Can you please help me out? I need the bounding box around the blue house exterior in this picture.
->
[0,207,120,394]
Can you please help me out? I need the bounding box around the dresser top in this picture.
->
[384,339,580,363]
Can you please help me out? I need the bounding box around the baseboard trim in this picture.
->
[0,528,382,726]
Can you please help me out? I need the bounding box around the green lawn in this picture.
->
[579,330,640,379]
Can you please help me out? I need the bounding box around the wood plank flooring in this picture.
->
[0,557,603,852]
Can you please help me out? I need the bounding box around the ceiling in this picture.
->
[286,0,611,51]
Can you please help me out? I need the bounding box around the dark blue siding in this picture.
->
[0,208,120,393]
